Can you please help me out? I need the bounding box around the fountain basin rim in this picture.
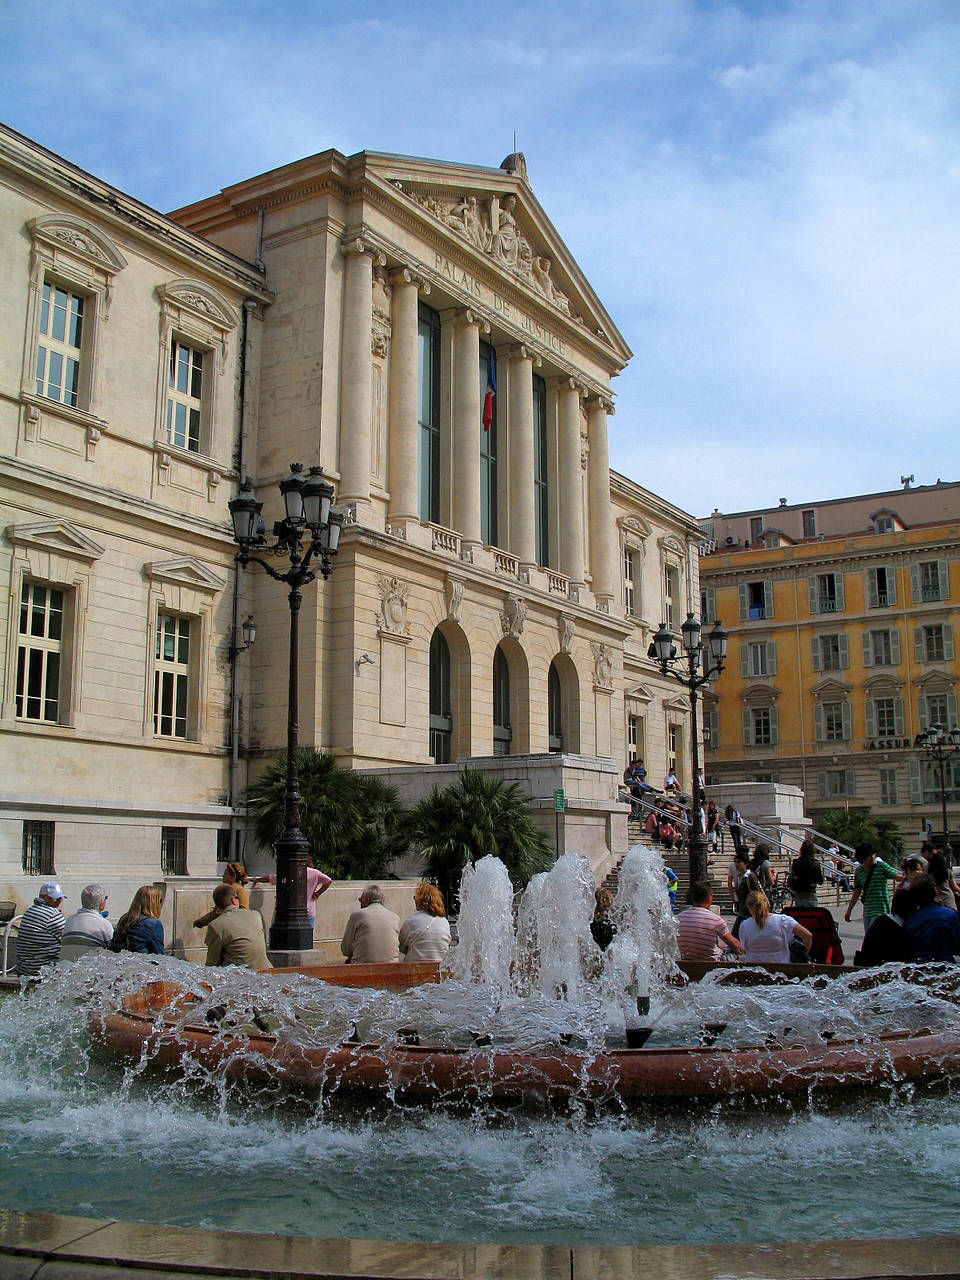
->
[90,979,960,1104]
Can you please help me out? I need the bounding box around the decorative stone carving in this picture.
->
[558,614,575,654]
[445,575,465,622]
[500,152,528,182]
[53,228,108,262]
[371,305,390,358]
[377,575,410,636]
[500,595,526,638]
[591,641,614,690]
[401,186,572,315]
[340,239,387,268]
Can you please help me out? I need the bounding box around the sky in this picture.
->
[3,0,959,516]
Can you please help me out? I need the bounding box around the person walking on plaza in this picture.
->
[787,839,823,907]
[731,851,763,938]
[341,884,400,964]
[203,884,272,970]
[675,882,743,962]
[14,882,66,977]
[844,842,899,936]
[61,884,113,957]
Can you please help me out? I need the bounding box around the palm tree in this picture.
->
[245,748,404,880]
[817,808,905,866]
[402,767,554,907]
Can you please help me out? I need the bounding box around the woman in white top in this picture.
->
[739,890,813,965]
[398,883,451,962]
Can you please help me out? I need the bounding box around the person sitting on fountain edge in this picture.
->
[399,883,451,962]
[676,882,743,962]
[341,884,400,964]
[902,873,960,963]
[203,883,272,970]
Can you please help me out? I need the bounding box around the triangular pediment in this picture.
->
[6,520,104,562]
[812,677,850,698]
[663,695,690,714]
[365,152,631,363]
[145,557,225,593]
[625,681,654,704]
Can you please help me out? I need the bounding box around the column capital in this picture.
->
[587,392,615,414]
[453,307,491,334]
[388,266,431,294]
[340,238,387,266]
[506,342,542,366]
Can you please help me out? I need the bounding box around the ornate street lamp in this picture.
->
[648,613,728,891]
[913,723,960,855]
[228,463,342,953]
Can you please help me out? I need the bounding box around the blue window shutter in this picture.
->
[890,629,901,664]
[910,563,921,603]
[914,626,924,663]
[811,636,821,671]
[838,633,849,668]
[938,560,951,601]
[766,640,777,675]
[894,697,905,736]
[866,569,878,608]
[836,574,845,611]
[909,758,922,804]
[742,708,753,745]
[841,701,852,740]
[814,702,824,741]
[740,645,749,678]
[763,580,774,618]
[808,577,818,614]
[769,705,779,745]
[864,700,876,738]
[944,626,954,661]
[738,584,748,620]
[817,770,827,799]
[918,695,928,732]
[861,632,873,667]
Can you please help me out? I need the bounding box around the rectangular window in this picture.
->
[820,634,843,670]
[700,586,716,624]
[747,642,769,677]
[747,581,769,619]
[870,631,893,665]
[479,341,498,547]
[627,714,644,762]
[752,708,774,746]
[919,759,960,804]
[802,509,816,538]
[154,613,191,739]
[36,282,84,407]
[417,303,441,523]
[16,582,64,723]
[824,702,846,741]
[923,625,946,663]
[22,820,55,876]
[879,768,898,806]
[749,516,763,544]
[533,373,549,566]
[624,548,639,616]
[926,693,951,727]
[668,724,681,777]
[868,566,894,608]
[817,573,840,612]
[874,698,897,737]
[822,769,856,799]
[919,561,944,602]
[161,826,188,876]
[664,565,679,627]
[166,340,204,452]
[875,515,894,534]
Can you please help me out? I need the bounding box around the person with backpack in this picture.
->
[844,842,899,936]
[787,840,823,907]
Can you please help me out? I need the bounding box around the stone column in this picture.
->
[508,344,539,569]
[451,308,487,551]
[587,395,616,609]
[557,377,586,588]
[339,240,381,507]
[388,267,430,526]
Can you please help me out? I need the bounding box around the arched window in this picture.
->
[548,660,563,751]
[429,630,452,763]
[493,645,511,756]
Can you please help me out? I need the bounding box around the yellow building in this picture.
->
[699,483,960,849]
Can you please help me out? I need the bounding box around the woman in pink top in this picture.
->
[250,856,332,921]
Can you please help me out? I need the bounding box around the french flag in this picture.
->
[482,347,496,431]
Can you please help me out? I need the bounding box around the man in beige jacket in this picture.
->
[340,884,400,963]
[204,884,272,970]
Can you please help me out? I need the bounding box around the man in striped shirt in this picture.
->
[15,882,66,977]
[676,881,743,962]
[844,843,899,936]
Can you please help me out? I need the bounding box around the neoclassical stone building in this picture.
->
[0,125,700,913]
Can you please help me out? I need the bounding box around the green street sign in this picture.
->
[554,788,565,813]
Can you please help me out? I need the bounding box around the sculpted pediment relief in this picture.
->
[6,520,104,562]
[157,280,238,332]
[28,215,127,275]
[145,557,225,593]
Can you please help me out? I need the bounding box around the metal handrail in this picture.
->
[1,916,23,977]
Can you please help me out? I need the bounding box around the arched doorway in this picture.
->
[548,660,563,752]
[429,629,452,763]
[493,644,511,756]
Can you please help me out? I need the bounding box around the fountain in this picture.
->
[1,843,959,1256]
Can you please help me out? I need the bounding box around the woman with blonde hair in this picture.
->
[111,885,165,955]
[739,890,812,965]
[398,883,451,961]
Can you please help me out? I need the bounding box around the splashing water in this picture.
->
[1,845,960,1246]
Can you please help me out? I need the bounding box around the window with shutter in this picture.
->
[766,640,777,675]
[862,632,873,667]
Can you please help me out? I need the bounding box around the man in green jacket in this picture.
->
[844,842,899,935]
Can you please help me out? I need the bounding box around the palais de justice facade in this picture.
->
[0,125,701,911]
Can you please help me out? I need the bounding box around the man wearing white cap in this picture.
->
[15,882,66,977]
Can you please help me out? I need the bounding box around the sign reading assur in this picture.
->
[434,252,565,356]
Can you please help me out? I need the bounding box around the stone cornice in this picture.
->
[0,125,271,301]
